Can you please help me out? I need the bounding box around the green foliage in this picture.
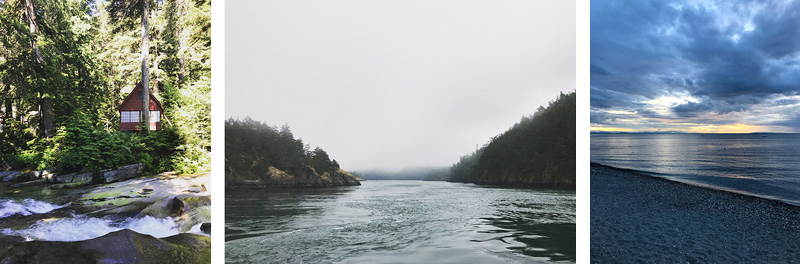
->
[310,147,337,174]
[167,78,210,174]
[3,128,67,170]
[11,112,184,175]
[449,91,576,189]
[58,124,131,173]
[133,127,183,174]
[226,117,341,180]
[172,144,210,174]
[0,113,183,175]
[0,0,210,175]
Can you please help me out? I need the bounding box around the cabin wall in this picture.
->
[119,85,164,131]
[120,94,161,111]
[120,121,161,131]
[120,110,162,131]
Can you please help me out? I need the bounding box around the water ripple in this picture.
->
[226,181,575,263]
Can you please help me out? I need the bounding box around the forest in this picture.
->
[225,117,359,187]
[0,0,210,175]
[449,91,576,189]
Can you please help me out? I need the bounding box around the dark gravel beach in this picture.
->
[591,163,800,263]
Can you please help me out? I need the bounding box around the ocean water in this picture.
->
[591,133,800,206]
[225,180,575,263]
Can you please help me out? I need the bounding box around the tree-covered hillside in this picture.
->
[225,117,360,187]
[0,0,210,174]
[449,92,575,189]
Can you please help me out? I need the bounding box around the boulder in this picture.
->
[30,170,54,182]
[0,229,210,264]
[0,235,25,256]
[171,194,211,232]
[2,171,31,182]
[53,172,93,184]
[0,171,23,182]
[102,164,143,183]
[139,196,184,218]
[200,223,210,234]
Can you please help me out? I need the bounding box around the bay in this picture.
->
[591,133,800,206]
[225,180,575,263]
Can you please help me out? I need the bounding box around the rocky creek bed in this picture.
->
[0,170,211,264]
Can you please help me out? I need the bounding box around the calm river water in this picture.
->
[225,180,575,263]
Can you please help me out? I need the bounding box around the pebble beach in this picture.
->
[590,163,800,263]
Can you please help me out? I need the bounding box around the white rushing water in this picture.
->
[0,199,64,218]
[4,215,180,242]
[1,198,183,241]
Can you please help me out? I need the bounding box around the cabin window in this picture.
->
[150,111,160,122]
[121,111,140,123]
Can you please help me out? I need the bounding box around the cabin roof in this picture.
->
[119,82,164,111]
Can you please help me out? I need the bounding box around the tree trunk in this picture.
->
[141,0,150,130]
[179,54,185,89]
[177,0,186,90]
[25,0,54,138]
[152,45,159,94]
[2,83,11,127]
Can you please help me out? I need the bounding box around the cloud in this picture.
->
[671,101,713,117]
[591,0,800,132]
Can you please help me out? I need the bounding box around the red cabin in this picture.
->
[119,82,163,131]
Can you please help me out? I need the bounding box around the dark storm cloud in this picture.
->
[672,101,713,117]
[590,0,684,102]
[592,0,800,131]
[748,1,800,58]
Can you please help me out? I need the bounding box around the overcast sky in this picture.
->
[591,0,800,133]
[226,0,575,171]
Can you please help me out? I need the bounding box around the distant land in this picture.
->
[354,167,449,181]
[590,131,795,134]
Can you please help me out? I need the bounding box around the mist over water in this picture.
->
[225,181,575,263]
[591,133,800,205]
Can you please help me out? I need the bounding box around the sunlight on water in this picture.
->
[591,133,800,205]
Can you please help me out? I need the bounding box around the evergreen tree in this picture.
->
[106,0,155,130]
[449,92,576,189]
[0,0,210,174]
[225,117,342,178]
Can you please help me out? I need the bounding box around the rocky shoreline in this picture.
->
[226,166,360,188]
[591,163,800,262]
[0,169,211,264]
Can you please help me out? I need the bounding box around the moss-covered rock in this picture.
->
[0,229,210,264]
[73,173,209,216]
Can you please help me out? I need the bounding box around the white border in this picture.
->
[211,0,589,262]
[210,0,225,262]
[576,0,590,262]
